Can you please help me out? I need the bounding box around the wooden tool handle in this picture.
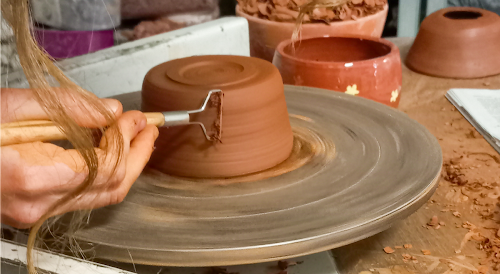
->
[144,112,165,127]
[1,112,165,146]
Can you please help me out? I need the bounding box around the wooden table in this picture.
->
[331,38,500,274]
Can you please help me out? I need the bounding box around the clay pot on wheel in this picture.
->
[235,3,388,62]
[406,7,500,79]
[142,55,294,178]
[273,36,402,108]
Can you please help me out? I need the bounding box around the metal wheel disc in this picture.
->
[73,85,442,266]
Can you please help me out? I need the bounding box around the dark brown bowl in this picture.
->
[406,7,500,79]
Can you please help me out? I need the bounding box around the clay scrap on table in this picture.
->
[237,0,387,22]
[121,17,186,40]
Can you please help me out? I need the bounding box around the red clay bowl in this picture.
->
[236,4,388,62]
[406,7,500,79]
[142,55,294,178]
[273,36,402,108]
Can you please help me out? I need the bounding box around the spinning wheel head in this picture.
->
[70,86,442,267]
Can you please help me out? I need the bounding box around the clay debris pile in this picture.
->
[237,0,387,22]
[122,18,186,40]
[440,153,500,271]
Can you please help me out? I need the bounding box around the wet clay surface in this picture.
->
[406,7,500,79]
[141,55,294,178]
[273,37,402,108]
[333,37,500,274]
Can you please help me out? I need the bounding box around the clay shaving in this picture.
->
[421,249,431,255]
[383,246,395,254]
[427,215,439,227]
[237,0,387,23]
[209,91,224,144]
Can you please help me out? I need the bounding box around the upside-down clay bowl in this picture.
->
[236,4,388,62]
[406,7,500,79]
[273,36,402,108]
[142,55,294,178]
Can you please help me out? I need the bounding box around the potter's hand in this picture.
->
[0,88,159,229]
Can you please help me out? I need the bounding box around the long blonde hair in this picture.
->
[1,1,123,273]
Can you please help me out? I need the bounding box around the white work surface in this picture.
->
[0,16,340,274]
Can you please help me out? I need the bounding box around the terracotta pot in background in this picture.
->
[406,7,500,79]
[142,55,294,178]
[236,4,388,62]
[273,36,402,108]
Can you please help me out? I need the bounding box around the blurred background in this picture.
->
[2,0,499,75]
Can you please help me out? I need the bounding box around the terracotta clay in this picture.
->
[142,55,294,178]
[236,0,387,23]
[236,4,388,62]
[273,36,402,108]
[406,7,500,79]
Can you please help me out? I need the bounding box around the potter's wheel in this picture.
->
[74,85,442,266]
